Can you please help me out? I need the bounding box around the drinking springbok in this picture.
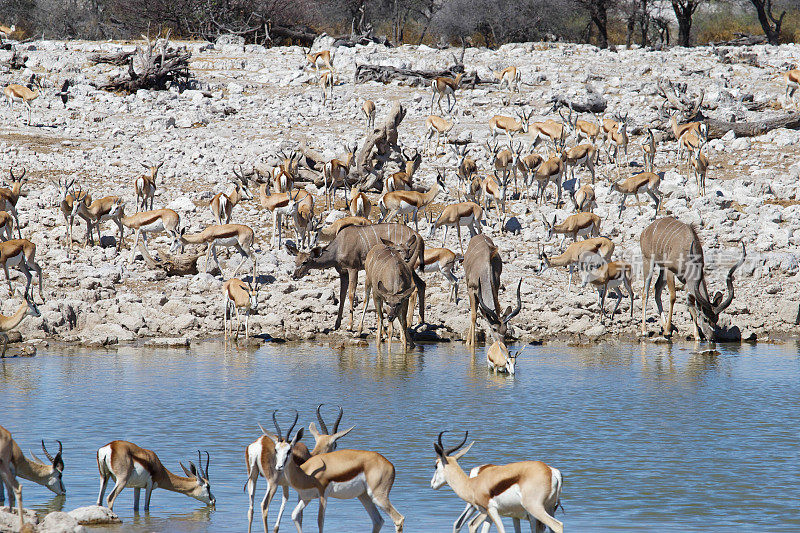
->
[287,223,426,331]
[640,217,745,341]
[245,408,353,533]
[271,413,405,533]
[543,212,601,243]
[1,291,39,355]
[486,341,523,375]
[96,442,214,511]
[431,431,563,533]
[0,426,65,530]
[463,234,522,346]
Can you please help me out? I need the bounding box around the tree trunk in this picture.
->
[589,0,609,49]
[672,1,694,46]
[750,0,785,45]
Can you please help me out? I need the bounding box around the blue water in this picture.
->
[2,340,799,531]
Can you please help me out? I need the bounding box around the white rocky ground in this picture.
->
[1,37,799,348]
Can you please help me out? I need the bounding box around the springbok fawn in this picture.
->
[486,342,523,375]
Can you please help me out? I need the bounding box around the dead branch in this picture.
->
[98,35,191,93]
[89,50,135,66]
[354,63,486,87]
[355,101,407,191]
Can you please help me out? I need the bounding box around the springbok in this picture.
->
[486,342,523,375]
[607,113,629,173]
[245,407,354,533]
[489,109,532,142]
[428,201,483,254]
[0,167,26,238]
[358,236,420,348]
[493,66,521,93]
[0,426,65,530]
[425,115,454,155]
[570,183,596,212]
[642,128,656,173]
[0,211,13,241]
[431,72,464,114]
[431,431,563,533]
[362,100,376,131]
[610,172,662,218]
[260,186,311,248]
[379,171,446,232]
[286,223,426,331]
[53,177,91,248]
[286,189,316,250]
[223,277,260,341]
[535,237,615,293]
[0,239,44,301]
[271,414,405,533]
[120,206,182,263]
[0,292,39,355]
[211,169,253,224]
[450,145,478,199]
[96,442,214,511]
[422,247,461,303]
[690,144,709,196]
[70,193,125,250]
[349,186,372,218]
[670,113,706,160]
[134,162,163,212]
[543,212,601,243]
[319,70,334,106]
[463,234,522,346]
[315,216,371,243]
[322,144,356,209]
[386,148,421,192]
[534,153,564,206]
[177,224,256,278]
[514,149,544,199]
[580,259,634,323]
[640,217,745,341]
[4,77,42,125]
[273,151,300,194]
[561,143,596,184]
[305,49,335,78]
[784,69,800,109]
[0,24,16,39]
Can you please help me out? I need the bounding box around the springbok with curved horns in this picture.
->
[245,408,354,533]
[134,162,163,212]
[96,442,214,511]
[0,426,65,530]
[0,167,26,239]
[431,431,563,533]
[271,411,405,533]
[4,76,41,126]
[640,217,745,341]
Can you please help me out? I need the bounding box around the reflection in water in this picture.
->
[2,340,799,532]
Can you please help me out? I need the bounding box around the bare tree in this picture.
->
[575,0,610,48]
[671,0,707,46]
[749,0,786,45]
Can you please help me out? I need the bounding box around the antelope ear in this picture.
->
[332,425,355,442]
[308,423,321,439]
[311,246,323,258]
[285,242,299,256]
[180,461,193,477]
[712,291,723,307]
[504,305,512,318]
[452,441,475,460]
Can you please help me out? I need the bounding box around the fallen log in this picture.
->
[355,101,407,191]
[89,50,135,66]
[703,113,800,139]
[137,240,202,276]
[354,63,487,87]
[550,92,607,113]
[98,35,191,93]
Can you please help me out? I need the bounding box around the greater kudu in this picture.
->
[640,217,745,341]
[463,234,522,346]
[286,223,426,331]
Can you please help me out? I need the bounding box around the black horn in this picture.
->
[286,409,299,440]
[333,405,343,433]
[316,404,330,434]
[272,409,283,440]
[41,440,54,463]
[476,279,500,324]
[445,430,469,455]
[503,279,523,323]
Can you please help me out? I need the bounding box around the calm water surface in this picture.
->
[2,340,799,532]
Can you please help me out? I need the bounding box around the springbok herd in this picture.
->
[0,37,799,530]
[2,405,565,533]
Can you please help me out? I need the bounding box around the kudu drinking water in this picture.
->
[463,234,522,346]
[358,235,421,349]
[286,223,426,331]
[640,217,745,341]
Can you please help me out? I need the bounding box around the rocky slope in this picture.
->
[1,37,799,348]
